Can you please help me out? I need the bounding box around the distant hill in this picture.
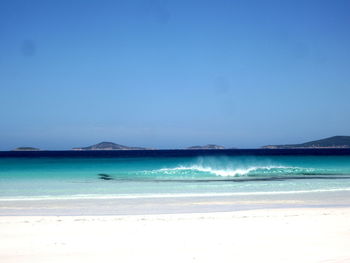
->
[187,144,225,150]
[262,136,350,149]
[12,147,40,151]
[72,142,149,151]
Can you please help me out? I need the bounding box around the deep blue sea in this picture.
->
[1,149,350,200]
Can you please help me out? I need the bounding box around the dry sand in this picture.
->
[1,207,350,263]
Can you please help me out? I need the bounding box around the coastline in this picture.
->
[2,153,350,262]
[1,190,350,216]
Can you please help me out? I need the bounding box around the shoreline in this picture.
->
[2,187,350,202]
[1,190,350,216]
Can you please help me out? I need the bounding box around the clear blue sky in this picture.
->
[1,0,350,150]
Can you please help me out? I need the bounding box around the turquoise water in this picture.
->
[1,155,350,200]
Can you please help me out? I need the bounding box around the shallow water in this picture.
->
[1,153,350,200]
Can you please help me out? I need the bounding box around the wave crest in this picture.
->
[152,165,308,177]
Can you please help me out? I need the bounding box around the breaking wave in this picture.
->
[143,165,325,177]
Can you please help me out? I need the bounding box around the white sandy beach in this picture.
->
[1,207,350,263]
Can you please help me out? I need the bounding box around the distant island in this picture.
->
[262,136,350,149]
[187,144,225,150]
[12,147,40,151]
[8,137,350,151]
[72,142,150,151]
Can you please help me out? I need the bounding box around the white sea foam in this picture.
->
[156,165,299,177]
[1,187,350,201]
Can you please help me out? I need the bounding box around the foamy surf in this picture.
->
[147,165,318,177]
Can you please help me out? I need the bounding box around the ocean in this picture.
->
[1,149,350,201]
